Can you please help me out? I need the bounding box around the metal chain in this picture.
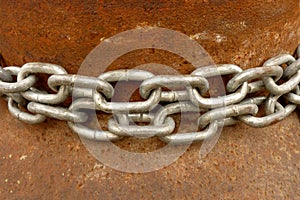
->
[0,45,299,144]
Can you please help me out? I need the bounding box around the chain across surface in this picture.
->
[0,45,299,144]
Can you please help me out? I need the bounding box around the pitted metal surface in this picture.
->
[0,0,299,199]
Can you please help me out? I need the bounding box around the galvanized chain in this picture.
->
[0,45,299,144]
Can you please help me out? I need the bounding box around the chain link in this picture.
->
[0,45,299,144]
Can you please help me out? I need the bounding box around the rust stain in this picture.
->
[0,0,299,199]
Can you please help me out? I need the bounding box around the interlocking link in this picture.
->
[161,121,219,144]
[139,75,209,99]
[94,69,162,113]
[263,54,295,67]
[151,101,219,144]
[197,104,258,129]
[68,98,121,141]
[285,86,300,105]
[0,66,37,93]
[18,62,69,104]
[284,58,300,78]
[0,66,33,106]
[226,66,283,93]
[27,102,88,123]
[263,55,298,95]
[238,101,286,128]
[153,101,203,126]
[108,114,175,138]
[5,93,27,107]
[264,95,296,116]
[7,97,46,124]
[48,74,114,99]
[237,95,296,128]
[190,64,248,108]
[0,44,299,144]
[94,87,161,113]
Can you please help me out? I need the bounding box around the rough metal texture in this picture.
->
[0,0,299,199]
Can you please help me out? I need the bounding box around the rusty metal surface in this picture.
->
[0,0,300,199]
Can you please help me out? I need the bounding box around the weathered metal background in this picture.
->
[0,0,299,199]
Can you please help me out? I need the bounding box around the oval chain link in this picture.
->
[18,62,70,104]
[190,64,248,108]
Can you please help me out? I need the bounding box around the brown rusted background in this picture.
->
[0,0,299,199]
